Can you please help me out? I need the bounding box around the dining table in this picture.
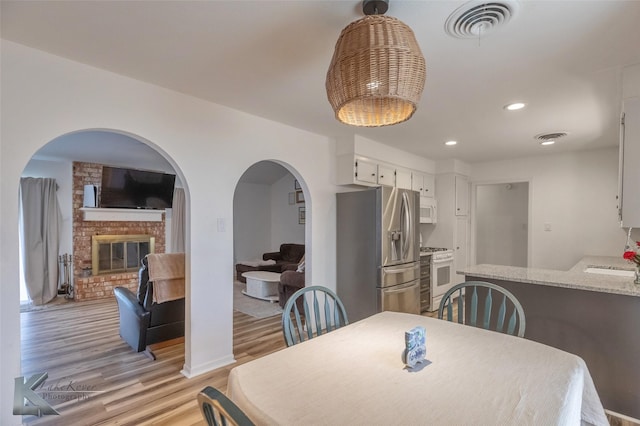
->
[227,311,608,425]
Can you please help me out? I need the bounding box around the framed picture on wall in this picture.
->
[298,207,306,224]
[294,179,301,190]
[295,190,304,203]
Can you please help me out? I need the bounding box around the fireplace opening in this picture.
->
[91,234,155,276]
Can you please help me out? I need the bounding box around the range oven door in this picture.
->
[430,257,454,311]
[378,280,421,315]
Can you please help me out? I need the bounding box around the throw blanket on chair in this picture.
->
[147,253,185,304]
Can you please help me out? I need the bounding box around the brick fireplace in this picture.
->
[72,162,166,301]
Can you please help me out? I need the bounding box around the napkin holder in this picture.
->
[403,326,426,368]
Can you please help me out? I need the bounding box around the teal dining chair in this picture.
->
[438,281,526,337]
[281,285,349,347]
[197,386,255,426]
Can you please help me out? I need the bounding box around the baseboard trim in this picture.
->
[181,355,236,378]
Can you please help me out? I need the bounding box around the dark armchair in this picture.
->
[114,255,185,357]
[278,264,305,309]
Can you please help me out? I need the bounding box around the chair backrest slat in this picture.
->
[312,291,322,338]
[282,286,349,347]
[483,288,493,329]
[470,286,478,327]
[507,308,518,335]
[292,301,305,344]
[497,294,507,332]
[437,281,526,338]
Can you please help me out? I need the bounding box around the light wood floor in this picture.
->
[20,298,285,425]
[20,298,634,426]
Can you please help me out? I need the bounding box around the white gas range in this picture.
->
[419,247,455,312]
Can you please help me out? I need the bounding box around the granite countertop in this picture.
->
[460,256,640,297]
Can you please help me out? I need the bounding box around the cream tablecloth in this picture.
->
[227,311,607,425]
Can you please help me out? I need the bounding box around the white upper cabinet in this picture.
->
[395,168,413,190]
[355,158,379,185]
[338,156,396,187]
[336,135,435,191]
[377,164,395,187]
[412,172,435,197]
[455,175,469,216]
[619,97,640,227]
[423,173,435,197]
[337,154,429,190]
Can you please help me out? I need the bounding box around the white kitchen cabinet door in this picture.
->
[396,168,412,190]
[455,175,469,216]
[412,172,435,197]
[620,97,640,227]
[422,173,435,197]
[412,171,425,194]
[377,164,395,187]
[355,158,378,185]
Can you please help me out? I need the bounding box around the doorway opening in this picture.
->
[19,128,188,375]
[474,182,529,267]
[232,160,308,350]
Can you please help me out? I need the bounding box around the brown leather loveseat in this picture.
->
[236,243,305,283]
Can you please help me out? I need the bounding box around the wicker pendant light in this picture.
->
[326,0,426,127]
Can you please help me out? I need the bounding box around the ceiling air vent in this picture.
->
[445,1,519,39]
[535,132,568,142]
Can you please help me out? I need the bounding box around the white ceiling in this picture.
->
[3,0,640,165]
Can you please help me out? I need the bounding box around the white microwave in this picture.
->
[419,197,437,223]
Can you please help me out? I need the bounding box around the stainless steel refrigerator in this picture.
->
[337,186,421,322]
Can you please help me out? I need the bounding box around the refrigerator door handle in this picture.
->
[384,264,420,274]
[401,191,411,261]
[384,280,419,293]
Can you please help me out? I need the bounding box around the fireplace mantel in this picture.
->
[80,207,164,222]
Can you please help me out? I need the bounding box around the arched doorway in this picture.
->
[232,160,309,353]
[19,129,190,378]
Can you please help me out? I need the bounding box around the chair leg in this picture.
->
[143,346,156,360]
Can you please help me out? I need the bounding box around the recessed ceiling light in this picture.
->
[445,140,457,146]
[540,140,555,146]
[504,102,526,111]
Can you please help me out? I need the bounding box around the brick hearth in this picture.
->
[72,162,166,301]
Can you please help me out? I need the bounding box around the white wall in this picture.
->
[270,174,305,248]
[470,147,625,270]
[21,158,73,257]
[233,182,271,262]
[0,40,339,425]
[476,182,528,267]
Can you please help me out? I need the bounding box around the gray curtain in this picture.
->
[19,177,62,305]
[170,187,186,253]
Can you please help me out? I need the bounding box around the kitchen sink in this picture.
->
[584,267,635,277]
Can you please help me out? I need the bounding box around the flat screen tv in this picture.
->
[100,166,176,209]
